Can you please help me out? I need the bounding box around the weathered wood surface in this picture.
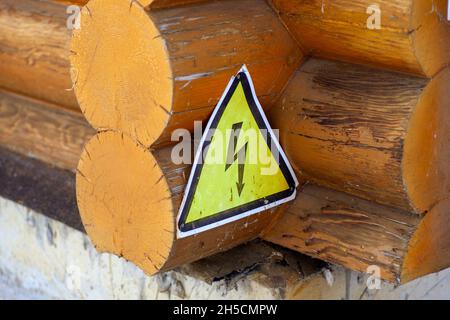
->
[270,59,450,214]
[64,0,450,284]
[269,0,450,77]
[148,0,211,9]
[262,184,421,283]
[71,0,303,147]
[55,0,88,5]
[0,89,94,172]
[74,129,450,283]
[0,0,81,109]
[2,135,449,285]
[263,182,450,284]
[76,131,281,275]
[58,0,212,8]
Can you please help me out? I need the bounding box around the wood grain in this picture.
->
[262,184,420,283]
[76,131,450,283]
[55,0,88,5]
[0,89,94,172]
[57,0,213,8]
[76,131,280,275]
[269,59,450,213]
[270,0,450,77]
[71,0,303,147]
[0,146,322,290]
[263,182,450,284]
[0,0,84,110]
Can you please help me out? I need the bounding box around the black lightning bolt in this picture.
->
[225,122,248,197]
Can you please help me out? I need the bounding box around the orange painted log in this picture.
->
[76,129,450,283]
[0,0,82,110]
[58,0,211,8]
[55,0,88,5]
[270,59,450,214]
[270,0,450,77]
[76,131,280,274]
[0,89,94,172]
[71,0,303,147]
[262,183,450,284]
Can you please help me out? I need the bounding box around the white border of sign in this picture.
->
[447,0,450,20]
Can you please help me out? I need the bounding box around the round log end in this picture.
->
[71,0,173,147]
[401,197,450,283]
[76,131,175,275]
[403,68,450,213]
[412,0,450,77]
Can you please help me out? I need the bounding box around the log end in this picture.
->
[76,131,175,275]
[403,68,450,214]
[71,0,173,147]
[412,0,450,77]
[401,198,450,283]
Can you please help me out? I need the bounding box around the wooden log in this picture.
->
[148,0,211,9]
[71,0,303,147]
[55,0,88,5]
[262,183,450,284]
[0,89,94,172]
[269,59,450,214]
[76,130,450,283]
[401,197,450,282]
[269,0,450,77]
[262,184,420,283]
[76,131,280,275]
[0,0,82,110]
[23,0,243,111]
[57,0,210,8]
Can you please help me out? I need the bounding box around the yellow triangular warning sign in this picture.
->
[177,66,298,238]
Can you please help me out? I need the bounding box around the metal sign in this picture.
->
[177,66,298,238]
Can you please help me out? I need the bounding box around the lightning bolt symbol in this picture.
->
[225,122,248,197]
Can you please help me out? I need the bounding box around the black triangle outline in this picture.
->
[178,70,297,234]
